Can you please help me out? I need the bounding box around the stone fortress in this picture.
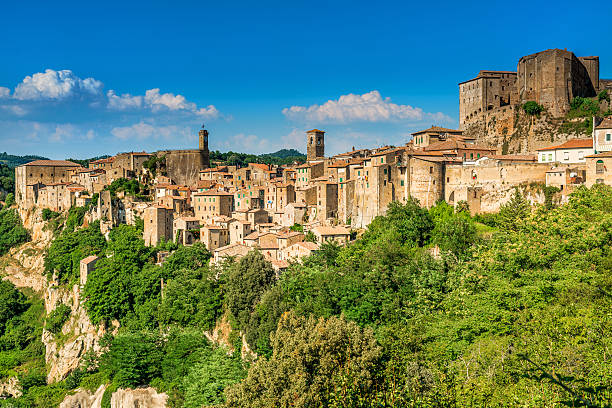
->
[460,48,611,127]
[12,46,612,271]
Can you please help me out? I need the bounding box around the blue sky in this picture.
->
[1,0,612,159]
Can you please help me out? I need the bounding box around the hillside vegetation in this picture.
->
[0,187,611,407]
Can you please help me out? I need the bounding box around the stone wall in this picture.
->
[158,149,207,186]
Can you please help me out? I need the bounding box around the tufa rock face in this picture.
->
[59,386,168,408]
[43,280,117,383]
[59,385,106,408]
[110,388,168,408]
[0,377,22,399]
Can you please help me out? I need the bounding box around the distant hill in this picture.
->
[0,152,49,168]
[209,149,306,167]
[264,149,305,159]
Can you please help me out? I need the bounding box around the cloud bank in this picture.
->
[282,90,450,123]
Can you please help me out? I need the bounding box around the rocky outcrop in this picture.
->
[59,385,106,408]
[110,388,167,408]
[0,377,22,399]
[1,207,114,383]
[59,386,167,408]
[43,280,118,383]
[463,108,589,155]
[3,207,54,293]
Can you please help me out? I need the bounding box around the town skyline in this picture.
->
[2,0,612,159]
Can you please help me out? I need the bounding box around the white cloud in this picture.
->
[283,90,450,123]
[107,90,143,110]
[13,69,103,100]
[0,87,10,98]
[1,105,27,116]
[49,124,77,142]
[143,88,219,118]
[110,122,192,141]
[106,88,219,119]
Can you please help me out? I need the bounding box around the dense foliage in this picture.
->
[4,186,612,407]
[0,208,29,256]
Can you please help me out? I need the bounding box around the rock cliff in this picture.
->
[462,107,590,154]
[59,386,167,408]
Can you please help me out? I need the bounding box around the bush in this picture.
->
[41,208,60,221]
[0,208,29,256]
[598,89,610,102]
[522,101,544,116]
[4,193,15,207]
[45,304,71,334]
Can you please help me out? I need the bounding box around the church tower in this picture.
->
[199,128,210,168]
[306,129,325,161]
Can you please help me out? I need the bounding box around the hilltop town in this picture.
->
[9,48,612,270]
[1,47,612,407]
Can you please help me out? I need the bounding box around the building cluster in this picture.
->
[13,48,612,268]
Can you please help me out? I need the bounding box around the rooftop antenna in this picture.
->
[201,123,206,129]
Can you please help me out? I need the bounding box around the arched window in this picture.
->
[596,160,605,174]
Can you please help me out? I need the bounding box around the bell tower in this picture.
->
[199,127,210,168]
[306,129,325,161]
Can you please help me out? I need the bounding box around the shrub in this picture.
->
[522,101,544,116]
[41,208,60,221]
[4,193,15,207]
[45,304,71,334]
[0,208,30,256]
[598,89,610,102]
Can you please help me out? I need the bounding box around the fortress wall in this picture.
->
[158,150,206,186]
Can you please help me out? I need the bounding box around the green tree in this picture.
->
[225,312,382,408]
[225,250,276,332]
[522,101,544,115]
[498,188,530,230]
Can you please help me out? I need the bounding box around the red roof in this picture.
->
[20,160,80,167]
[307,129,325,133]
[537,139,593,151]
[412,126,462,136]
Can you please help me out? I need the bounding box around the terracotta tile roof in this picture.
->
[244,232,260,240]
[412,126,462,136]
[312,226,350,236]
[89,157,115,164]
[295,241,319,250]
[537,139,593,151]
[271,259,290,269]
[328,161,349,168]
[278,231,303,239]
[81,255,99,264]
[249,163,270,171]
[20,160,81,167]
[307,129,325,133]
[596,117,612,129]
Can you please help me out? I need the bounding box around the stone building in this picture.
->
[593,116,612,154]
[193,191,233,222]
[460,48,607,127]
[585,152,612,187]
[306,129,325,161]
[15,159,81,208]
[173,216,201,246]
[459,71,518,127]
[143,205,174,246]
[201,225,230,250]
[79,255,99,287]
[157,128,210,186]
[517,49,598,117]
[536,139,593,164]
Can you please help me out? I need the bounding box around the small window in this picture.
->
[607,133,611,142]
[564,152,569,161]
